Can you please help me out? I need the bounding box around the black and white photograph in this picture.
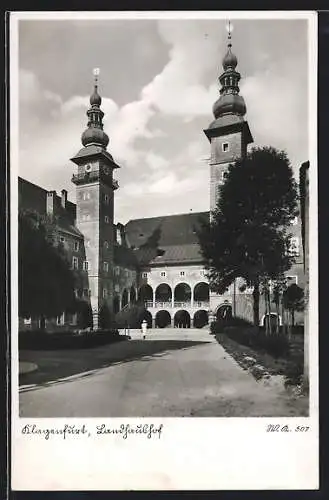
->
[10,10,318,490]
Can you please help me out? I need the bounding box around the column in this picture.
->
[191,285,194,308]
[171,287,174,308]
[153,289,155,308]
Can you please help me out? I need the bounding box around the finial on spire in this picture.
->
[93,67,100,85]
[225,20,233,46]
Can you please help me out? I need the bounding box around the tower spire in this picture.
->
[81,67,109,149]
[211,21,246,120]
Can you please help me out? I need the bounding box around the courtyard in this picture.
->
[19,328,307,418]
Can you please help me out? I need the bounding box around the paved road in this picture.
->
[19,328,307,417]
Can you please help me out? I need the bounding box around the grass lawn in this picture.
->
[215,331,304,387]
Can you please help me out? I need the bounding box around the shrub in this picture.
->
[210,316,253,335]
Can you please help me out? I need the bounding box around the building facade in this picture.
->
[19,31,305,331]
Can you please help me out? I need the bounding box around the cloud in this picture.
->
[18,19,309,224]
[241,58,308,171]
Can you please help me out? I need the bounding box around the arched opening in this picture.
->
[174,310,191,328]
[155,283,172,303]
[174,283,191,305]
[155,310,171,328]
[113,295,120,314]
[193,282,210,304]
[193,310,208,328]
[216,304,232,322]
[262,313,281,329]
[130,286,136,304]
[138,284,153,304]
[122,289,129,308]
[141,310,153,328]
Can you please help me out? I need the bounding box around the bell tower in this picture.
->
[71,68,120,330]
[204,21,253,212]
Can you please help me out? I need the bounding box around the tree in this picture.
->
[115,302,148,329]
[198,147,298,326]
[19,209,77,324]
[282,284,304,335]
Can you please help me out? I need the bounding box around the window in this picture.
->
[221,171,228,181]
[142,272,147,278]
[72,256,79,270]
[69,313,77,326]
[82,214,90,222]
[200,270,205,276]
[59,236,65,244]
[291,216,298,226]
[104,241,109,249]
[82,191,90,200]
[114,284,120,292]
[74,241,79,252]
[103,261,109,272]
[83,260,89,271]
[104,194,109,204]
[288,237,300,256]
[57,313,65,326]
[222,142,229,152]
[83,288,90,298]
[103,288,108,298]
[286,276,298,285]
[180,271,185,277]
[24,317,31,325]
[115,266,120,276]
[160,271,166,277]
[125,269,129,277]
[105,216,109,223]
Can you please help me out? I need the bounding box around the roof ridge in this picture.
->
[126,210,209,225]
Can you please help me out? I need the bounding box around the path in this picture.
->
[19,328,307,417]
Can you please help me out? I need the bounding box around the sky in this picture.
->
[17,16,309,224]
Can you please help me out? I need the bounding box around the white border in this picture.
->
[10,11,319,491]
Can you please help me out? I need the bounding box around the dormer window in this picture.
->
[222,142,229,152]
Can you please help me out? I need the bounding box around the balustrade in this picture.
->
[145,300,210,309]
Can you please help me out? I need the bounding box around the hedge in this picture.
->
[211,320,291,358]
[19,328,126,350]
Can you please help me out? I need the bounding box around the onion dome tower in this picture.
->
[70,69,120,330]
[204,21,253,212]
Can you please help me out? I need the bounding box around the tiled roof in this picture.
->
[125,212,209,266]
[19,177,76,228]
[71,145,119,167]
[125,211,209,248]
[148,244,204,265]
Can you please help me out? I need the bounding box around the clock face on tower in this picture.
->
[85,164,92,172]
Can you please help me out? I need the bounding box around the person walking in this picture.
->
[141,319,147,340]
